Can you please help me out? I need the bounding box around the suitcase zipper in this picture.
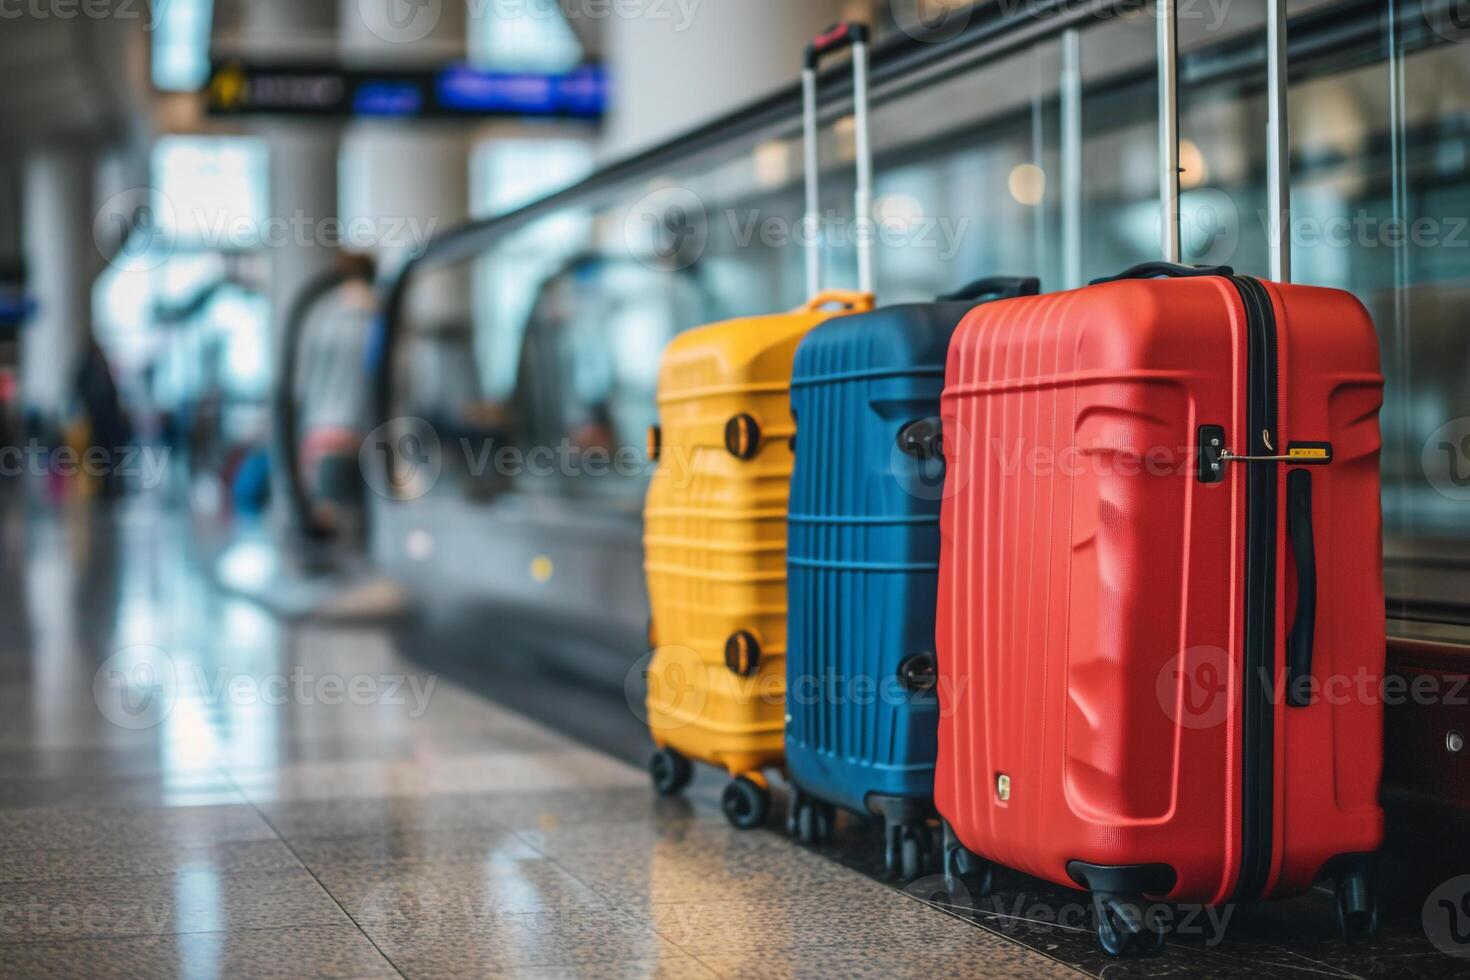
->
[1230,275,1279,905]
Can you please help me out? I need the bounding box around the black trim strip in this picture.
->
[1231,275,1280,904]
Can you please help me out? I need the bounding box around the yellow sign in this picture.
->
[209,65,248,110]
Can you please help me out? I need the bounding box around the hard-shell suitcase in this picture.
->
[786,275,1038,880]
[934,2,1385,956]
[643,23,877,831]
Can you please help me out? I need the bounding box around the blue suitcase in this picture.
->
[785,275,1039,881]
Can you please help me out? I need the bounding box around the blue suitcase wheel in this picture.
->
[724,414,761,460]
[724,632,761,677]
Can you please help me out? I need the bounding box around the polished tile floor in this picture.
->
[0,500,1075,979]
[1,499,1460,979]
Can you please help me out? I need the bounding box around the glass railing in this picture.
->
[376,0,1470,630]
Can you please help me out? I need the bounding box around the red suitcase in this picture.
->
[933,2,1385,956]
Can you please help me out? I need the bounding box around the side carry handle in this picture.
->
[939,276,1041,303]
[1091,262,1235,285]
[1286,469,1317,708]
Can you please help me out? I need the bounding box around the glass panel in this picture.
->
[388,0,1470,625]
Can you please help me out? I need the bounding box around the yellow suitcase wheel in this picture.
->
[722,775,771,829]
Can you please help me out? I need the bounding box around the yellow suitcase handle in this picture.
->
[798,290,875,314]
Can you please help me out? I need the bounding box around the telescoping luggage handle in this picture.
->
[1102,0,1292,284]
[802,22,876,303]
[1144,0,1315,705]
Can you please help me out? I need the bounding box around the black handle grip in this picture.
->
[1286,469,1318,708]
[805,22,870,68]
[1090,262,1235,285]
[939,276,1041,303]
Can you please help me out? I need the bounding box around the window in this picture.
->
[152,0,214,92]
[469,0,584,73]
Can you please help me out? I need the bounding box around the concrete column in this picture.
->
[20,147,103,429]
[338,0,472,324]
[603,0,866,158]
[261,127,341,530]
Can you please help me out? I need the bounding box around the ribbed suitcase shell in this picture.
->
[935,276,1385,904]
[785,301,977,815]
[645,294,873,777]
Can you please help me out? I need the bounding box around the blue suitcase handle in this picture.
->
[939,276,1041,303]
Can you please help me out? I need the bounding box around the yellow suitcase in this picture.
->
[643,23,876,829]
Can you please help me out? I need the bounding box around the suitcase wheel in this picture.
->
[724,414,762,461]
[884,822,933,884]
[930,833,992,910]
[648,748,692,797]
[1092,894,1168,959]
[790,795,836,847]
[721,775,771,830]
[724,632,761,678]
[1335,870,1378,939]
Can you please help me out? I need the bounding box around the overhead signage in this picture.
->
[206,62,607,120]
